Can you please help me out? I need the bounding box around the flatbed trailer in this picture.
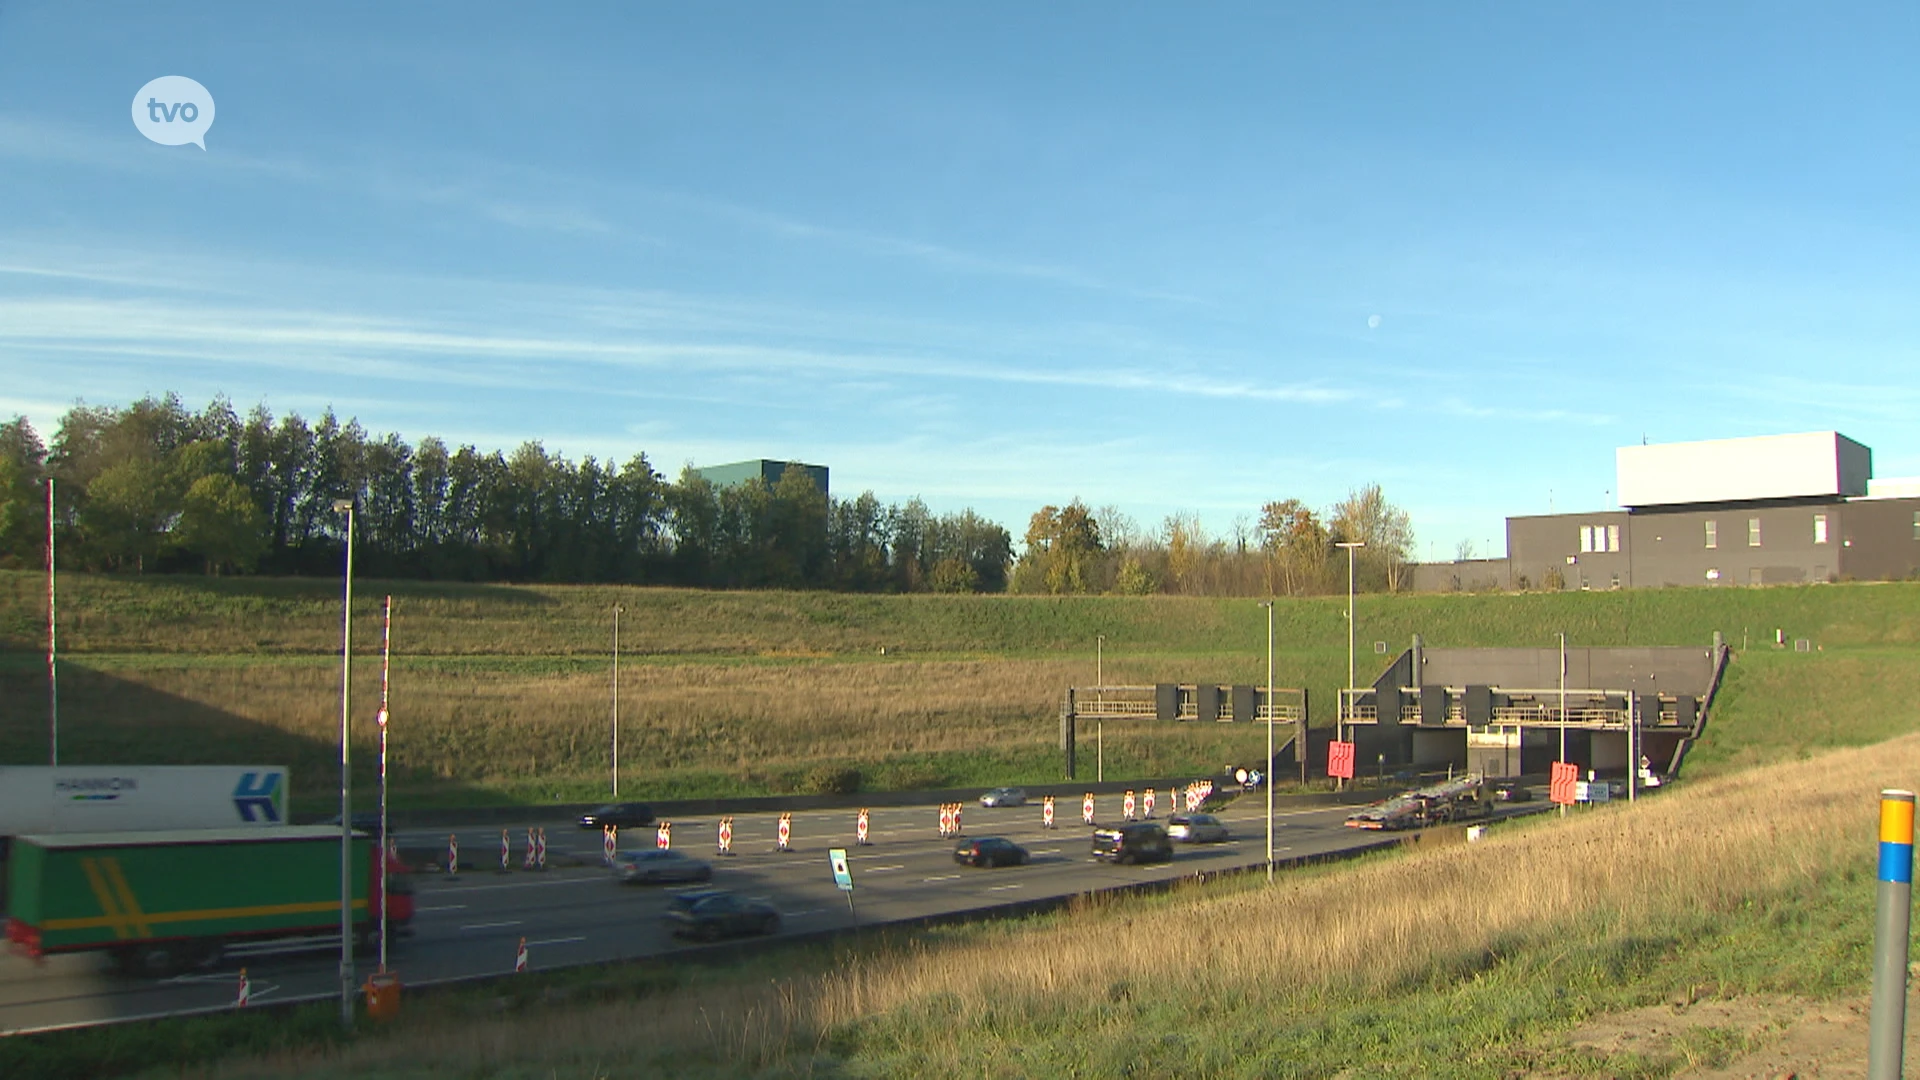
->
[1345,774,1493,831]
[5,826,410,976]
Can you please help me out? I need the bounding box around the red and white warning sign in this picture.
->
[535,828,547,870]
[514,937,528,973]
[523,828,536,869]
[1143,788,1156,818]
[1123,790,1136,821]
[950,804,962,836]
[1082,793,1095,825]
[856,808,870,845]
[1042,795,1055,828]
[500,829,511,872]
[1549,761,1579,806]
[938,804,952,837]
[447,834,459,876]
[656,822,672,849]
[777,812,792,851]
[603,824,617,865]
[1328,741,1357,780]
[718,816,734,853]
[236,967,250,1007]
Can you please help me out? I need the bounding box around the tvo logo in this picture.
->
[131,76,215,149]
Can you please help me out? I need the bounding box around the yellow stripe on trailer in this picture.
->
[43,897,368,933]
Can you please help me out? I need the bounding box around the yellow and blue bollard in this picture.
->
[1869,789,1913,1080]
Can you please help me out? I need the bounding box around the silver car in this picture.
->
[613,848,714,885]
[1166,813,1230,843]
[979,787,1028,808]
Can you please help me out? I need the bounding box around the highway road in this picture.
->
[0,792,1497,1034]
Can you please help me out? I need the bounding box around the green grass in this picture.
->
[4,572,1918,811]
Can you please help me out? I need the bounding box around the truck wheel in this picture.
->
[120,943,186,978]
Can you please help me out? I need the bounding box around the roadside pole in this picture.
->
[830,848,856,936]
[1868,789,1914,1080]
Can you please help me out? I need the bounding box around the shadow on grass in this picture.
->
[0,654,496,814]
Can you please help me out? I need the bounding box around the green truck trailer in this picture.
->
[5,826,412,976]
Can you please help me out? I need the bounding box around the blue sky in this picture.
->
[2,3,1916,560]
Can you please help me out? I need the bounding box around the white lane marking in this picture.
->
[785,909,824,917]
[923,874,961,882]
[414,904,468,913]
[458,920,523,931]
[864,864,905,872]
[1031,849,1061,855]
[525,936,587,947]
[985,884,1022,891]
[427,876,606,895]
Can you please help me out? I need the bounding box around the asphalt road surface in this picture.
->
[0,793,1501,1034]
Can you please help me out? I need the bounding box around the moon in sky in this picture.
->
[1367,314,1382,329]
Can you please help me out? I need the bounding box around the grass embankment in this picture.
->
[9,731,1913,1079]
[2,572,1917,809]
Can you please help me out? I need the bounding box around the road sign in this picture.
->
[1082,793,1095,825]
[1549,761,1579,806]
[1328,741,1356,780]
[1042,796,1055,828]
[829,848,853,892]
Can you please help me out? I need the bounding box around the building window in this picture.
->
[1813,514,1828,544]
[1705,520,1717,549]
[1607,524,1620,552]
[1748,517,1762,547]
[1579,526,1593,553]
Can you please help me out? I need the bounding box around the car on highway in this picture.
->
[1492,780,1533,803]
[612,848,713,885]
[1166,813,1230,843]
[953,836,1030,867]
[579,802,657,829]
[663,889,781,941]
[1091,821,1173,865]
[978,787,1028,807]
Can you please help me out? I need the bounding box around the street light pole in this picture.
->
[331,498,356,1030]
[1096,634,1104,783]
[1334,541,1365,791]
[612,604,622,799]
[376,594,391,975]
[46,476,57,767]
[1260,601,1274,883]
[1558,631,1568,818]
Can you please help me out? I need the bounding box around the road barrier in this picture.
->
[499,829,510,873]
[1042,796,1055,829]
[1083,793,1095,826]
[1123,791,1136,821]
[523,828,536,870]
[514,938,528,974]
[951,804,962,836]
[777,813,792,852]
[446,835,458,876]
[603,825,617,865]
[535,828,546,870]
[656,822,672,850]
[938,804,952,838]
[236,967,249,1007]
[856,809,870,845]
[1144,788,1156,819]
[718,816,734,854]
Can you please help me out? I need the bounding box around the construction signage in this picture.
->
[1042,796,1055,828]
[1328,741,1356,780]
[1549,761,1579,806]
[717,816,734,854]
[856,808,870,845]
[1123,790,1136,821]
[1082,793,1095,826]
[656,822,672,850]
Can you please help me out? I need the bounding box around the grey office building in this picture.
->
[1413,432,1920,592]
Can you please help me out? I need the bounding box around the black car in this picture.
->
[953,837,1030,868]
[1091,822,1173,865]
[578,802,656,829]
[1492,780,1533,803]
[663,890,781,941]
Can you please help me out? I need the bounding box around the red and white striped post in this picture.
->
[856,808,870,845]
[1043,796,1055,829]
[499,829,510,873]
[1083,793,1095,826]
[603,824,617,865]
[1144,788,1156,819]
[776,813,792,852]
[446,834,458,876]
[656,822,672,850]
[514,937,528,973]
[236,967,250,1007]
[535,828,546,870]
[523,828,536,870]
[717,816,734,854]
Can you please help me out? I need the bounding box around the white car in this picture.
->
[979,787,1028,808]
[1167,813,1230,843]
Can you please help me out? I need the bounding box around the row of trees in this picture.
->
[0,395,1413,596]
